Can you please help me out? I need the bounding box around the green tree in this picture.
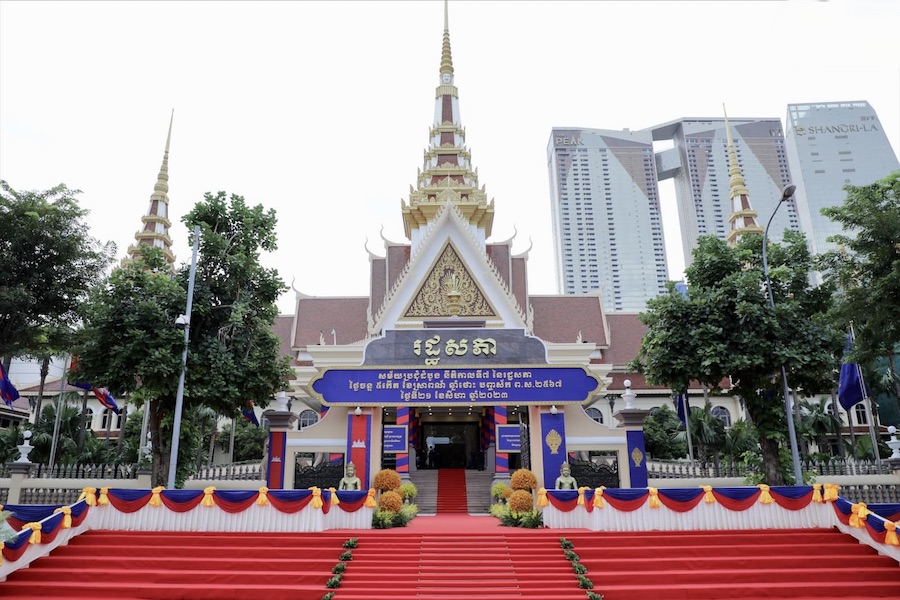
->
[797,398,842,459]
[723,419,758,464]
[820,171,900,408]
[642,404,687,460]
[631,233,842,485]
[0,181,114,359]
[74,193,291,487]
[686,403,726,468]
[218,417,268,463]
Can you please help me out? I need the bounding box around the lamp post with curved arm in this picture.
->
[762,184,803,484]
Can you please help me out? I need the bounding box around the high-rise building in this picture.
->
[785,101,900,257]
[653,118,798,268]
[547,128,668,311]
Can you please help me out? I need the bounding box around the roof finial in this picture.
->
[724,105,749,200]
[440,0,454,81]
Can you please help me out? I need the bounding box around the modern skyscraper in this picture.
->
[547,128,668,311]
[653,118,798,268]
[785,101,900,257]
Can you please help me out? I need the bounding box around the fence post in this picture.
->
[5,463,31,504]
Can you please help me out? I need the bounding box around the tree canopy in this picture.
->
[819,171,900,403]
[74,192,291,486]
[0,181,115,359]
[631,232,842,484]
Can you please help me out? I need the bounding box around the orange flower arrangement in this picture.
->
[372,469,402,492]
[508,490,533,512]
[379,490,403,512]
[510,468,537,491]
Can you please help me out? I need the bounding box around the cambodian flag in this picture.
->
[1,363,20,408]
[242,401,259,426]
[68,356,93,391]
[93,387,120,414]
[676,394,690,426]
[838,333,869,411]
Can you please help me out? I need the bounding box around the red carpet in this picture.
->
[436,467,468,514]
[2,524,898,599]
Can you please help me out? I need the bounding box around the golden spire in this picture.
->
[125,110,176,268]
[401,0,494,241]
[724,105,761,245]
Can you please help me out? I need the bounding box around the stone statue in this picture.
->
[339,462,362,491]
[555,461,577,490]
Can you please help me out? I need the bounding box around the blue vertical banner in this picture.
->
[625,430,648,488]
[540,411,567,490]
[395,407,410,474]
[494,405,509,473]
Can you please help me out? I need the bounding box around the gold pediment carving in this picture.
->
[404,242,497,318]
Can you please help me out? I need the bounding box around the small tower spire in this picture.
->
[126,110,176,269]
[401,0,494,246]
[724,106,762,245]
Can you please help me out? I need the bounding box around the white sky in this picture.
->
[2,0,898,314]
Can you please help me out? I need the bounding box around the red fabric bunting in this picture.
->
[1,539,30,563]
[546,494,579,512]
[832,502,853,526]
[107,492,152,514]
[603,493,648,512]
[770,489,813,511]
[865,520,887,544]
[212,493,260,514]
[658,491,705,513]
[337,495,368,513]
[160,493,204,513]
[267,493,314,514]
[712,489,760,511]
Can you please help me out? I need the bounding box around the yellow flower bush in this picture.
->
[510,468,537,491]
[372,469,402,492]
[508,490,533,512]
[379,490,403,512]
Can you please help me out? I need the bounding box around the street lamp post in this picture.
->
[762,184,803,484]
[167,225,201,489]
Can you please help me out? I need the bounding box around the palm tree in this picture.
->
[688,403,726,471]
[798,398,842,460]
[30,394,85,465]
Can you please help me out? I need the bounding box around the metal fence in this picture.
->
[839,484,900,504]
[648,459,892,480]
[19,463,140,480]
[188,461,263,482]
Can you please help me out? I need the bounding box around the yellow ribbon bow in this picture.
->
[0,540,4,565]
[79,487,97,506]
[98,487,110,506]
[310,487,323,509]
[577,486,589,506]
[593,487,606,509]
[823,483,839,502]
[812,484,823,503]
[149,486,165,508]
[849,502,871,528]
[536,488,548,508]
[365,489,377,508]
[648,487,660,509]
[328,487,339,506]
[701,485,715,504]
[885,521,898,547]
[54,506,72,529]
[202,486,217,507]
[257,487,269,507]
[23,522,41,544]
[757,484,774,505]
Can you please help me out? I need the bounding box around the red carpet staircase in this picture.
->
[2,525,898,599]
[436,467,469,514]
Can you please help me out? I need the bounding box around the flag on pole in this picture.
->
[838,333,869,411]
[93,387,120,414]
[242,401,259,426]
[1,363,20,408]
[676,393,690,426]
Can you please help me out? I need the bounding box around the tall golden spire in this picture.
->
[401,0,494,243]
[724,106,762,245]
[126,110,176,268]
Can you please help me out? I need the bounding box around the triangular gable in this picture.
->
[369,202,528,333]
[403,241,497,318]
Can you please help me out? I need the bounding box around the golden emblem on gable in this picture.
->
[405,243,496,318]
[545,429,562,455]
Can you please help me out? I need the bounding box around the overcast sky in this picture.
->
[2,0,898,314]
